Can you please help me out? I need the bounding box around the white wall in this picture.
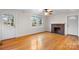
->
[15,10,45,37]
[0,21,2,39]
[0,9,45,40]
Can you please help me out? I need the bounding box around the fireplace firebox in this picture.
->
[51,24,65,35]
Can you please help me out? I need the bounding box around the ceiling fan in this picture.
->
[43,9,53,16]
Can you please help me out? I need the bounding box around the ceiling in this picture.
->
[30,9,79,15]
[53,9,79,13]
[0,9,79,15]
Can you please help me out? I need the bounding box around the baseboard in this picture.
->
[16,31,49,39]
[2,31,48,41]
[67,34,78,37]
[1,37,16,42]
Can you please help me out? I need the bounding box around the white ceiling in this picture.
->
[30,9,79,15]
[0,9,79,15]
[53,9,79,14]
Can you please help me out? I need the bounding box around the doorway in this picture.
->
[67,15,78,36]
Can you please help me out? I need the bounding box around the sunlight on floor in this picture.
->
[31,39,37,50]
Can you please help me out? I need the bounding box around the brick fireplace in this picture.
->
[51,24,65,35]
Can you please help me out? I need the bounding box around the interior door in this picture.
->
[67,15,78,36]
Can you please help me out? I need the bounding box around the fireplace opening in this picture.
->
[51,24,64,35]
[54,27,61,34]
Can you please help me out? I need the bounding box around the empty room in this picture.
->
[0,9,79,50]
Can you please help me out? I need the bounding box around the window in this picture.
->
[32,15,42,27]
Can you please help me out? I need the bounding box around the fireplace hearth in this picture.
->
[51,24,65,35]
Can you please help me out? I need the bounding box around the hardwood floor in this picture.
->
[0,32,79,50]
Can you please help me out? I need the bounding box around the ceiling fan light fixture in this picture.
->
[44,9,53,16]
[44,12,48,15]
